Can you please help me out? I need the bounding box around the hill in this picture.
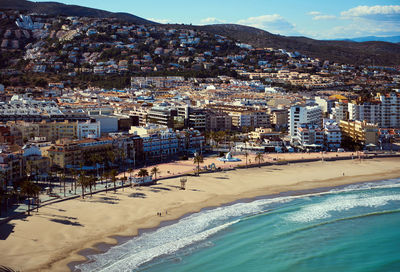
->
[347,36,400,43]
[0,0,155,25]
[1,0,400,66]
[195,24,400,66]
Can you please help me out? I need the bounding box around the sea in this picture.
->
[74,178,400,272]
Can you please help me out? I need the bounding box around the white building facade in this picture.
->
[289,104,322,139]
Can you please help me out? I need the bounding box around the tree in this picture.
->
[244,151,249,168]
[61,171,66,197]
[71,169,78,195]
[121,176,127,191]
[137,168,149,180]
[193,154,204,176]
[150,167,161,182]
[78,173,88,199]
[21,180,41,216]
[87,176,97,197]
[110,169,118,193]
[255,153,264,168]
[107,150,116,169]
[104,171,110,193]
[127,168,133,185]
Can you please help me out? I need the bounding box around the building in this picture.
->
[339,120,379,146]
[379,92,400,128]
[0,151,23,187]
[229,110,270,130]
[330,100,348,123]
[348,101,381,126]
[177,105,207,130]
[206,111,232,131]
[147,106,179,129]
[47,137,113,169]
[129,124,179,162]
[23,144,50,177]
[77,120,101,139]
[294,124,324,150]
[269,108,288,130]
[323,119,342,151]
[8,120,100,142]
[248,127,281,141]
[314,96,335,115]
[0,125,21,145]
[289,104,322,139]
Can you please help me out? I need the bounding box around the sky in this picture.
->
[34,0,400,39]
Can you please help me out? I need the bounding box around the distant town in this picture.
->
[0,9,400,215]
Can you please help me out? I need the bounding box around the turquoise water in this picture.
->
[75,179,400,272]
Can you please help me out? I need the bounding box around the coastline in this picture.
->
[2,157,400,272]
[69,177,400,271]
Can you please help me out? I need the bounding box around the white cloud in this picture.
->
[200,17,226,25]
[313,15,336,20]
[308,11,336,20]
[308,11,321,16]
[237,14,298,35]
[341,5,400,21]
[147,18,171,24]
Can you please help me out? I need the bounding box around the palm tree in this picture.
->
[150,167,160,182]
[107,150,116,169]
[90,154,101,178]
[137,168,149,181]
[87,176,96,197]
[127,168,133,185]
[61,171,66,197]
[255,152,264,168]
[193,154,204,176]
[78,173,88,199]
[121,176,127,191]
[21,180,41,216]
[244,151,249,168]
[71,169,77,195]
[110,169,118,193]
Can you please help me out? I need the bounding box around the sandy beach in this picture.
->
[1,156,400,271]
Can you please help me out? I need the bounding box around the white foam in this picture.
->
[76,196,298,271]
[99,220,239,272]
[76,178,400,271]
[287,193,400,223]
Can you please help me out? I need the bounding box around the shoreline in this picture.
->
[2,157,400,271]
[68,176,398,271]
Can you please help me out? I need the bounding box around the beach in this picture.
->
[1,156,400,271]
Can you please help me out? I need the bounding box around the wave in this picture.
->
[280,209,400,239]
[286,192,400,223]
[75,178,400,271]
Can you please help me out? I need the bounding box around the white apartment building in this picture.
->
[330,101,348,123]
[295,124,324,149]
[379,92,400,128]
[348,102,381,125]
[314,96,335,114]
[129,124,179,161]
[229,111,270,129]
[77,121,101,139]
[323,119,342,151]
[289,104,322,139]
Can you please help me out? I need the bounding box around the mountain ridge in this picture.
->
[193,24,400,66]
[0,0,155,25]
[1,0,400,66]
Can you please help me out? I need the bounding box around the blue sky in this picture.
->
[35,0,400,39]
